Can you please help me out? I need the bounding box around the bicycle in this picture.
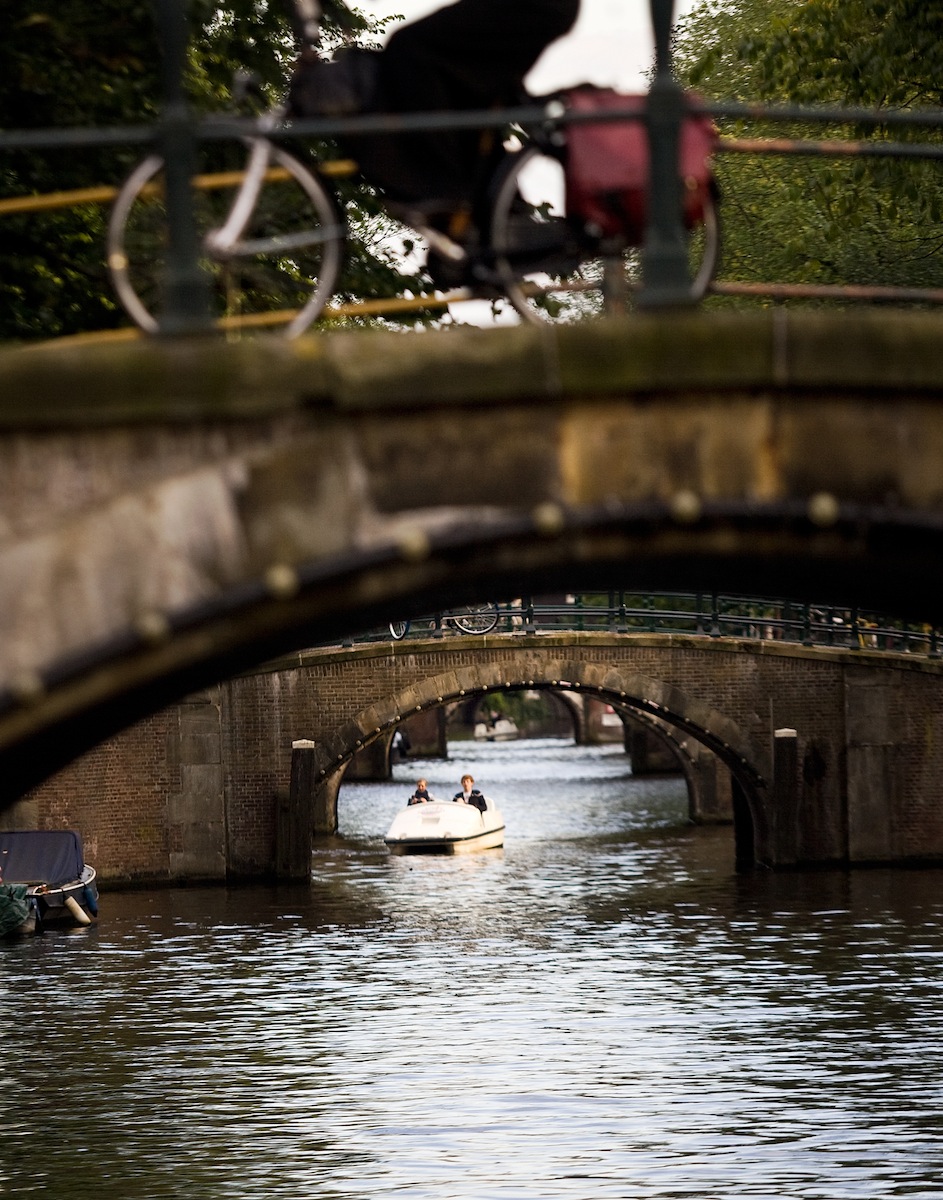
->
[389,604,500,640]
[107,1,720,335]
[107,85,344,338]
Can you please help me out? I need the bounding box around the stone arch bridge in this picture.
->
[26,631,943,883]
[3,310,943,808]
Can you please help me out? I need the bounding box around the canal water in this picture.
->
[4,739,943,1198]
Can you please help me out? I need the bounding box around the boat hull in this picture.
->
[473,719,518,742]
[386,825,506,855]
[384,799,505,855]
[0,832,98,931]
[29,866,98,927]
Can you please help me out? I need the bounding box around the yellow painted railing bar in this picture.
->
[0,185,121,215]
[0,160,358,216]
[214,289,462,329]
[38,288,471,346]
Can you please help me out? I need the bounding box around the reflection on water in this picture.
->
[3,740,943,1198]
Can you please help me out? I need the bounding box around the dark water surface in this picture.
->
[4,739,943,1198]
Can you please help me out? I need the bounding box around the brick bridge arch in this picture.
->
[320,662,762,859]
[229,630,943,874]
[346,689,708,822]
[320,658,761,780]
[27,632,943,878]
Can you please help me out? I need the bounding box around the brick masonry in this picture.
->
[15,633,943,880]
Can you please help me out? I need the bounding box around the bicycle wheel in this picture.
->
[488,144,720,324]
[108,145,345,337]
[451,604,499,635]
[389,620,410,640]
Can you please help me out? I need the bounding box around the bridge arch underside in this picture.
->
[3,503,941,806]
[5,311,943,798]
[318,662,766,867]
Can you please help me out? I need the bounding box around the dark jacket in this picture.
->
[453,788,486,813]
[334,0,581,208]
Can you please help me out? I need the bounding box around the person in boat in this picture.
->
[453,774,487,813]
[408,778,435,805]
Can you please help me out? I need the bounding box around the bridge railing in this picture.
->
[354,593,940,657]
[3,0,943,337]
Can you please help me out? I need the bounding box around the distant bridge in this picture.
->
[3,309,943,802]
[23,629,943,883]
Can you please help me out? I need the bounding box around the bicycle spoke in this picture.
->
[451,604,499,634]
[109,144,344,338]
[489,144,719,324]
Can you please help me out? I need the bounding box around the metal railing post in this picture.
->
[641,593,653,633]
[638,0,695,309]
[153,0,214,334]
[710,592,720,637]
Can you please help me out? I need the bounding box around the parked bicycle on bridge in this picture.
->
[388,604,500,640]
[107,0,720,334]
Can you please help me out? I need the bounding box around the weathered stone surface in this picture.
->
[3,312,943,802]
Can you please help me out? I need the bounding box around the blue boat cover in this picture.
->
[0,830,86,886]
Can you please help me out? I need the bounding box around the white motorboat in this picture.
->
[473,717,518,742]
[384,797,505,855]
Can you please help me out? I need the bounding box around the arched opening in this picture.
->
[5,482,943,809]
[319,663,766,871]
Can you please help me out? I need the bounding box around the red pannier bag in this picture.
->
[563,87,717,244]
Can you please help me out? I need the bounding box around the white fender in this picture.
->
[64,895,92,925]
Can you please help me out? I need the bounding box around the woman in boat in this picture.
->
[408,778,435,805]
[453,774,486,813]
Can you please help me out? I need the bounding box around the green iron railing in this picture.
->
[351,592,941,657]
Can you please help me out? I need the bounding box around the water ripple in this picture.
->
[3,740,943,1197]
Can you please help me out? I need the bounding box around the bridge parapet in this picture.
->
[349,592,940,656]
[3,310,943,799]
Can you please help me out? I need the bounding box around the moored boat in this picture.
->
[0,830,98,931]
[384,797,505,855]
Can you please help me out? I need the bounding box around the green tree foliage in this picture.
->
[674,0,943,299]
[0,1,430,342]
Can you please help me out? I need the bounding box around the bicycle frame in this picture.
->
[203,113,283,257]
[390,606,500,639]
[202,105,343,261]
[196,0,330,263]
